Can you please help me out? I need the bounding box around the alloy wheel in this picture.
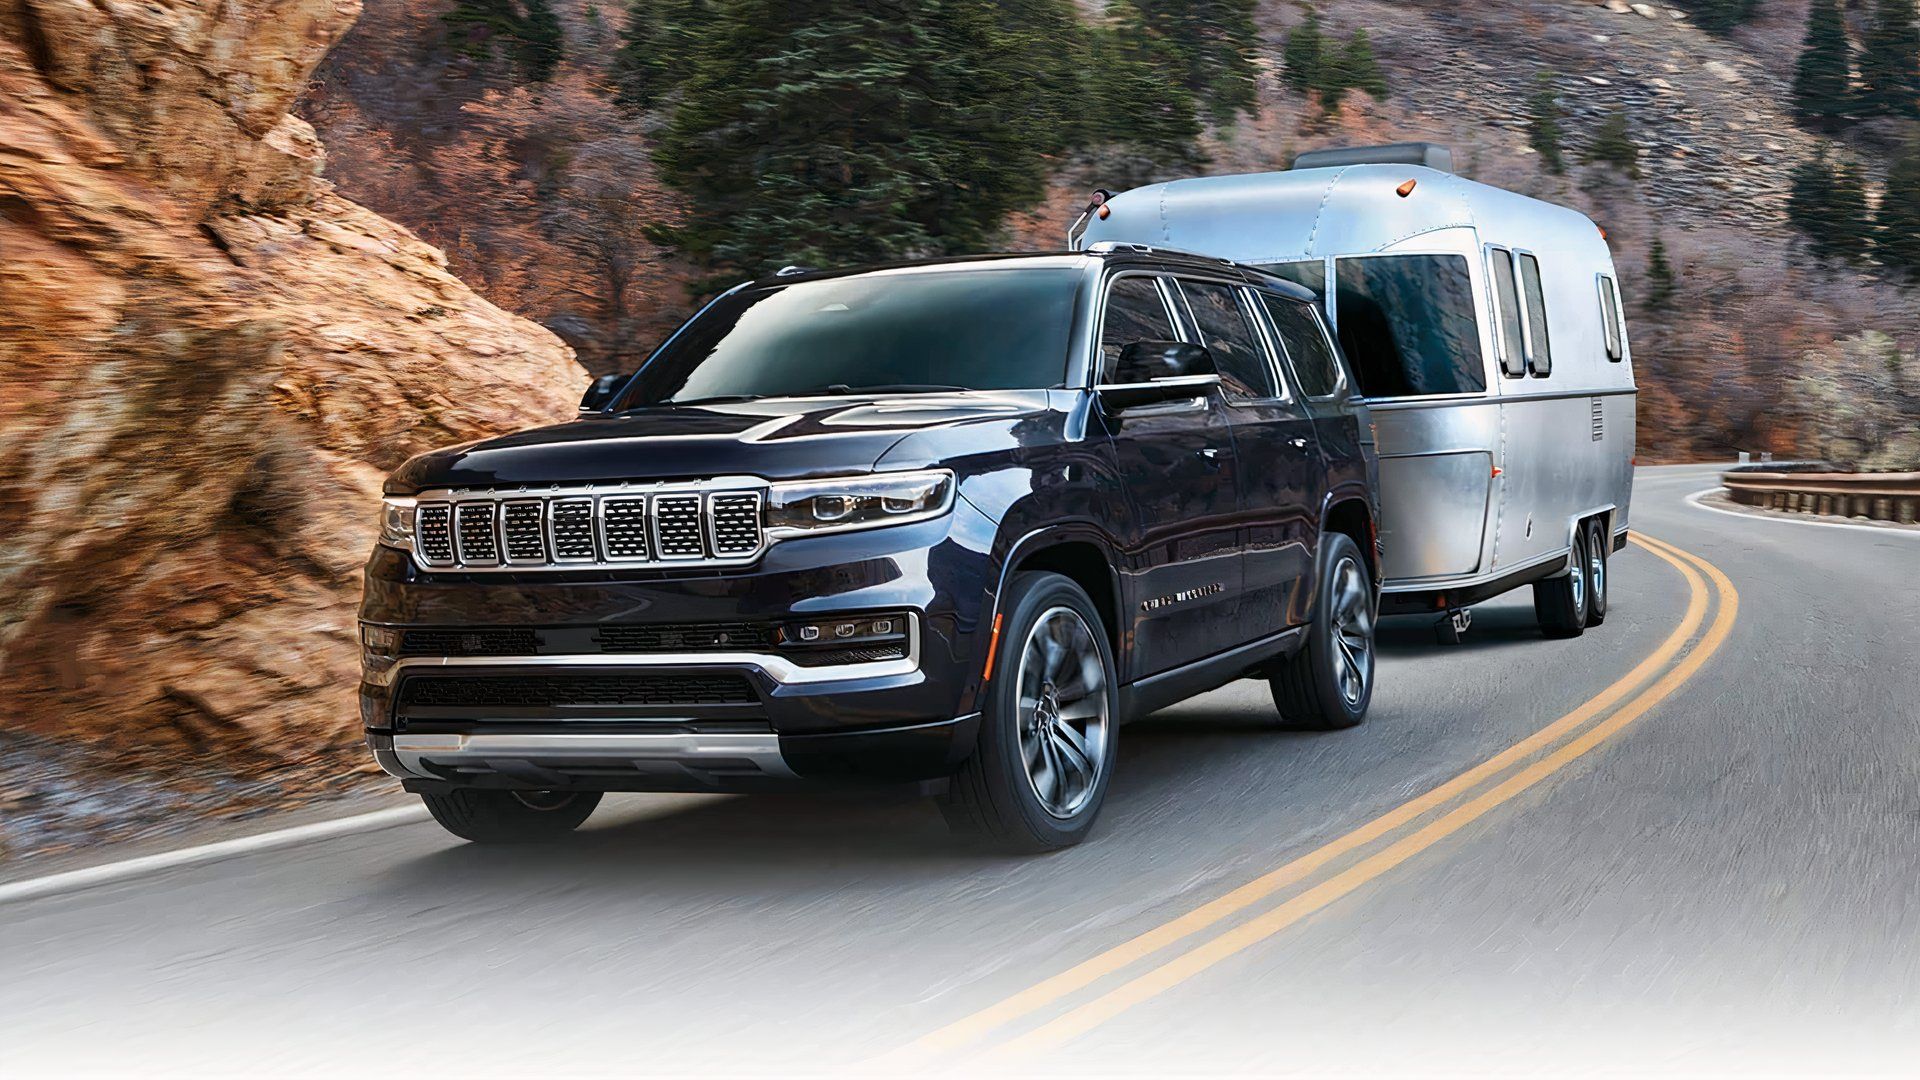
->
[1330,555,1375,706]
[1015,606,1111,819]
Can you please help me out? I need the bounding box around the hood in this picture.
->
[385,391,1052,493]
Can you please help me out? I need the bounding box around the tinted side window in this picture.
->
[1099,276,1177,378]
[1178,280,1278,398]
[1258,259,1327,298]
[1262,295,1342,397]
[1599,275,1623,361]
[1332,255,1486,397]
[1489,249,1527,378]
[1519,253,1552,376]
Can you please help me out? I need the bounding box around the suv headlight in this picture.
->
[765,470,955,538]
[377,496,417,550]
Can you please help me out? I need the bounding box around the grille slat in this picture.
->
[454,501,499,565]
[655,494,705,558]
[409,485,766,572]
[399,672,756,710]
[417,504,454,565]
[596,622,775,652]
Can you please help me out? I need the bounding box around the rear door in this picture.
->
[1093,272,1244,678]
[1172,277,1326,638]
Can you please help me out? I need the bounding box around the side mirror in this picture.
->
[579,373,625,413]
[1097,341,1220,410]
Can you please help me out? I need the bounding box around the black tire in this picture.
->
[1533,525,1590,638]
[938,572,1119,853]
[420,788,602,844]
[1584,518,1609,627]
[1270,532,1376,730]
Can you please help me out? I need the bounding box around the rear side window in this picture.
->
[1178,279,1279,399]
[1489,249,1527,378]
[1518,253,1552,376]
[1261,295,1342,397]
[1099,276,1177,378]
[1332,254,1486,397]
[1599,275,1624,361]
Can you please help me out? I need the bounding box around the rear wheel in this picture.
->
[1270,533,1375,730]
[1584,518,1610,627]
[939,572,1118,853]
[421,788,602,844]
[1533,525,1590,638]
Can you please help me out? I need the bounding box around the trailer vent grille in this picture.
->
[1590,397,1604,442]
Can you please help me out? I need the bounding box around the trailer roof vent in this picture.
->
[1290,142,1454,173]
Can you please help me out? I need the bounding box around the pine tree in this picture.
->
[654,0,1066,279]
[1082,21,1203,158]
[613,0,714,110]
[1282,8,1324,96]
[1879,143,1920,277]
[1340,28,1387,102]
[1790,150,1875,264]
[1113,0,1261,124]
[1678,0,1760,34]
[1586,107,1640,177]
[1529,74,1566,175]
[1860,0,1920,118]
[1646,234,1676,310]
[1794,0,1855,127]
[445,0,565,81]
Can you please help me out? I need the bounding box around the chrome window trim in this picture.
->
[366,615,921,688]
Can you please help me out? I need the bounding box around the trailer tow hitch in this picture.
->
[1434,607,1472,646]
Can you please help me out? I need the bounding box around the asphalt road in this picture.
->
[4,465,1916,1077]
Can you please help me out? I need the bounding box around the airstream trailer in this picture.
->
[1074,144,1634,639]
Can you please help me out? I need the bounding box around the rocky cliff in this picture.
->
[0,0,583,765]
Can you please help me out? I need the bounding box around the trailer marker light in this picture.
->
[1491,465,1503,478]
[1097,204,1111,220]
[1396,179,1417,198]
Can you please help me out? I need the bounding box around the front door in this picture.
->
[1093,273,1243,679]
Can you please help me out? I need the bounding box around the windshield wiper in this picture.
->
[657,393,766,407]
[802,383,973,396]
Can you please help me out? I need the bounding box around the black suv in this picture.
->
[361,248,1380,851]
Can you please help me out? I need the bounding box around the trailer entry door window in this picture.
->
[1332,254,1486,398]
[1100,275,1179,379]
[1598,275,1624,361]
[1489,248,1527,378]
[1261,295,1343,397]
[1178,280,1280,399]
[1518,253,1552,377]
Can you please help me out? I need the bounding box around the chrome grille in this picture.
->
[601,497,650,560]
[501,501,546,563]
[655,494,704,558]
[454,502,499,565]
[411,481,766,572]
[709,493,762,555]
[417,505,454,564]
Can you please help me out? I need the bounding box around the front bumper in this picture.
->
[358,500,999,790]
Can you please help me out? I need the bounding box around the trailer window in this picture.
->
[1518,253,1552,376]
[1177,280,1279,399]
[1099,275,1178,378]
[1332,254,1486,397]
[1598,275,1624,361]
[1489,249,1527,378]
[1261,295,1343,397]
[1259,259,1327,298]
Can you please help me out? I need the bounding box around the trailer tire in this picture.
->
[1534,526,1590,638]
[1584,518,1609,627]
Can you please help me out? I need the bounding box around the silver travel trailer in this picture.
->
[1073,144,1635,638]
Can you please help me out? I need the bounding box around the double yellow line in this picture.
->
[882,532,1739,1064]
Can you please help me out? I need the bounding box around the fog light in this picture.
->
[776,613,911,660]
[360,624,403,655]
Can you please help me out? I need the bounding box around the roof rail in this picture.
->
[1290,142,1454,172]
[1084,240,1237,267]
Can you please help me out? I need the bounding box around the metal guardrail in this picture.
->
[1722,470,1920,524]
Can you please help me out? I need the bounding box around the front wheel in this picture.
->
[938,572,1118,853]
[421,788,603,844]
[1270,532,1376,730]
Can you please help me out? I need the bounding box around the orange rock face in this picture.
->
[0,0,582,761]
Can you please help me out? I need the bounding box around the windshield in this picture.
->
[619,268,1082,407]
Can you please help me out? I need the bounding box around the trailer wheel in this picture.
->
[1533,526,1589,638]
[1583,518,1609,627]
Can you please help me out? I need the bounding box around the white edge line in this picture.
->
[0,805,430,906]
[1685,486,1920,538]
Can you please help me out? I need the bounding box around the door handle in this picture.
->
[1287,437,1310,450]
[1198,447,1222,460]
